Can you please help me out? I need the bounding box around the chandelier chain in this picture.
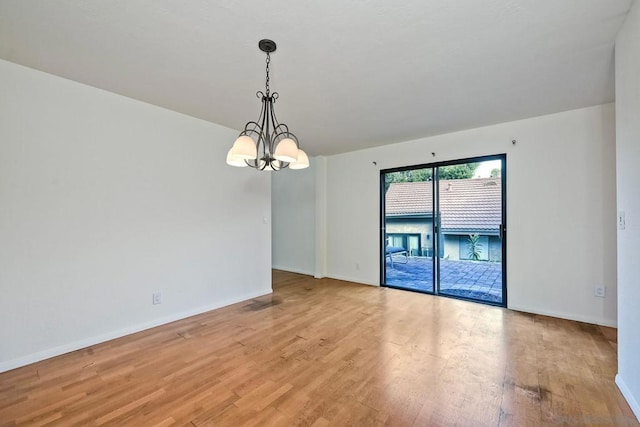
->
[265,53,271,96]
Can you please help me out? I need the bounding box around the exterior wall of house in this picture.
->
[384,217,433,256]
[0,60,273,373]
[615,0,640,420]
[445,234,490,261]
[443,235,459,260]
[442,234,500,261]
[488,236,502,262]
[384,224,500,262]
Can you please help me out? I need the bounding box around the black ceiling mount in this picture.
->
[258,39,277,53]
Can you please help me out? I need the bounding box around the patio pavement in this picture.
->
[385,256,503,304]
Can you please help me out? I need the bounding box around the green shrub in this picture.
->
[467,234,483,261]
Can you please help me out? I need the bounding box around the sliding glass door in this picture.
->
[381,155,506,306]
[382,167,435,293]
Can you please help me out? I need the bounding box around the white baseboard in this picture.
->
[324,274,379,287]
[0,288,272,374]
[508,304,617,327]
[271,265,315,277]
[616,374,640,422]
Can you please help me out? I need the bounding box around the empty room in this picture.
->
[1,0,639,425]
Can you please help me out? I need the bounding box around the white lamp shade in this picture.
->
[226,149,248,167]
[273,138,299,163]
[289,149,310,169]
[230,135,257,160]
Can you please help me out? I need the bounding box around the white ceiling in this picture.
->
[0,0,633,155]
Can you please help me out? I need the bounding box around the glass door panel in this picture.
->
[382,168,435,293]
[437,159,504,305]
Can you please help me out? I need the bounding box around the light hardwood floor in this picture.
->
[0,270,637,426]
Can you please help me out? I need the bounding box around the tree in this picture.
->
[383,163,480,193]
[438,163,479,180]
[490,168,501,178]
[384,169,432,192]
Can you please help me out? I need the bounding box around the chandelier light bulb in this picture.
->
[226,149,248,167]
[230,135,257,160]
[273,138,299,163]
[289,149,310,170]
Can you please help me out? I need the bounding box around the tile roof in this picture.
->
[385,178,502,232]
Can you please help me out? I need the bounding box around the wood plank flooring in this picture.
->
[0,270,637,426]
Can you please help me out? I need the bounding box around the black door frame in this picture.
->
[380,154,507,308]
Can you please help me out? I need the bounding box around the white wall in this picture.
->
[0,60,272,372]
[325,104,617,326]
[615,0,640,419]
[272,158,316,275]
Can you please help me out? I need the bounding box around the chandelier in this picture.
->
[226,39,309,171]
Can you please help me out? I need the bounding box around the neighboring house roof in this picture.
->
[385,178,502,232]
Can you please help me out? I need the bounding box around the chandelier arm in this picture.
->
[246,95,270,170]
[240,121,261,134]
[273,123,291,138]
[261,95,272,161]
[269,94,281,128]
[273,125,300,149]
[271,107,300,149]
[261,95,271,163]
[256,92,267,135]
[268,97,280,150]
[270,101,299,161]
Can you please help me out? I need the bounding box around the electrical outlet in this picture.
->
[594,286,605,298]
[618,211,626,230]
[356,263,360,270]
[153,292,162,305]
